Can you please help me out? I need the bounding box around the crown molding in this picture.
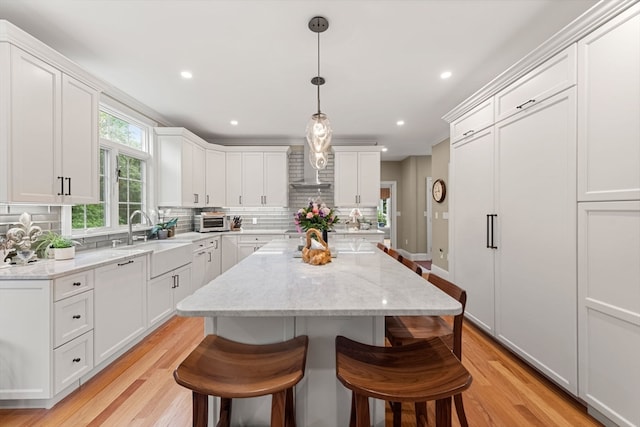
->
[442,0,638,123]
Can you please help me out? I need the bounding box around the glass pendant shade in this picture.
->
[306,112,332,170]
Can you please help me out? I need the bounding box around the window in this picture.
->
[71,107,152,232]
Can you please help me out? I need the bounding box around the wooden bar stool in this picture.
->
[376,242,388,253]
[336,335,471,427]
[174,334,309,427]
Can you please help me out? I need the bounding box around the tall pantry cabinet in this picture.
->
[576,4,640,427]
[449,3,640,425]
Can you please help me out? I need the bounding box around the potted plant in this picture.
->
[35,231,80,260]
[150,217,178,240]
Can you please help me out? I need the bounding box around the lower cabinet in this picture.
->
[94,256,147,366]
[578,201,640,426]
[147,264,192,328]
[191,236,221,289]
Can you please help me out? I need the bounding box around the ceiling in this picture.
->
[0,0,599,160]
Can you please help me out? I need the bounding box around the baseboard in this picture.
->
[395,250,429,261]
[430,264,449,279]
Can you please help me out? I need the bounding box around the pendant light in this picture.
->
[306,16,332,170]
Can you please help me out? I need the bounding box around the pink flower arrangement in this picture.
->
[294,201,339,232]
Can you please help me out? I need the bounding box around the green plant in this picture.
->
[377,210,387,226]
[34,231,80,257]
[150,217,178,237]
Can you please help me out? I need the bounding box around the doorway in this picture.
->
[379,181,397,248]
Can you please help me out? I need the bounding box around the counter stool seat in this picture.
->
[336,335,472,427]
[174,334,308,427]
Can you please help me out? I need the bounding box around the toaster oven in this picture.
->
[195,212,229,232]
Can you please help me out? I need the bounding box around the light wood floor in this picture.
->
[0,316,603,427]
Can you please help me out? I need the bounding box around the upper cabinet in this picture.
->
[225,147,289,207]
[333,147,381,207]
[494,44,576,123]
[155,127,222,208]
[0,43,99,204]
[577,5,640,202]
[450,98,494,144]
[205,149,226,207]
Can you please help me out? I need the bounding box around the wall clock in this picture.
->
[433,179,446,203]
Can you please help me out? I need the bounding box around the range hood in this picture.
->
[290,144,332,189]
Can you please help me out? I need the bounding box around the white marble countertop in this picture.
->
[177,240,461,317]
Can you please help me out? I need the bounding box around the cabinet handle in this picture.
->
[239,195,242,205]
[171,275,176,288]
[72,314,81,319]
[206,195,210,205]
[176,275,180,288]
[65,177,72,196]
[72,282,82,287]
[57,176,64,195]
[462,130,475,136]
[72,358,81,363]
[516,99,536,109]
[486,214,498,249]
[214,240,218,249]
[208,252,212,262]
[117,260,134,267]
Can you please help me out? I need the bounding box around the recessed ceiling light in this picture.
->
[180,71,193,79]
[381,147,388,152]
[440,71,452,79]
[230,120,239,126]
[396,120,405,126]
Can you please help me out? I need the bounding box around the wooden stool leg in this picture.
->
[192,392,208,427]
[284,388,296,427]
[271,390,286,427]
[217,397,231,427]
[415,401,427,427]
[353,393,370,427]
[349,393,356,427]
[435,397,452,427]
[454,393,469,427]
[390,401,402,427]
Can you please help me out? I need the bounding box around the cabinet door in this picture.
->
[577,4,640,201]
[495,88,577,393]
[94,257,147,365]
[0,280,51,399]
[61,74,99,204]
[226,152,243,206]
[181,141,195,206]
[192,144,206,206]
[156,134,183,206]
[148,273,174,328]
[191,249,207,290]
[206,149,226,207]
[263,151,288,206]
[242,152,265,206]
[357,152,380,206]
[221,234,238,273]
[9,46,61,203]
[578,201,640,426]
[451,128,496,334]
[173,265,192,307]
[451,98,494,143]
[206,238,222,282]
[334,152,359,206]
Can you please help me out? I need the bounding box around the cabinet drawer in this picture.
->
[238,234,282,244]
[54,331,94,394]
[451,98,494,143]
[54,290,94,347]
[53,270,94,301]
[495,44,576,122]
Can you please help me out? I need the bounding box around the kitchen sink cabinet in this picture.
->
[225,147,289,207]
[94,256,147,366]
[333,147,381,207]
[0,43,99,204]
[147,264,192,329]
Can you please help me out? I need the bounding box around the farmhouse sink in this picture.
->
[117,240,192,278]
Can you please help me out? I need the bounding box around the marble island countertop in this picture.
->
[177,239,460,318]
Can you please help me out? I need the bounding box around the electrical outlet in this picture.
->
[252,217,257,225]
[405,239,409,245]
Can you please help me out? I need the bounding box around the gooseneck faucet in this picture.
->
[128,210,152,245]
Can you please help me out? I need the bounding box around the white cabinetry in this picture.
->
[221,234,239,273]
[205,149,226,207]
[576,5,640,427]
[237,234,284,262]
[577,6,640,202]
[225,148,289,207]
[450,47,578,394]
[333,148,381,207]
[191,236,221,289]
[0,44,99,204]
[451,128,496,334]
[94,256,147,366]
[450,98,494,143]
[147,264,192,328]
[156,127,218,207]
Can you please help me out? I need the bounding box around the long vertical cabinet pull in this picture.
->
[57,176,64,195]
[65,177,71,195]
[486,214,498,249]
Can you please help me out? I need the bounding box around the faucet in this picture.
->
[128,210,152,245]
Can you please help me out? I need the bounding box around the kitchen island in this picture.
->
[177,239,461,426]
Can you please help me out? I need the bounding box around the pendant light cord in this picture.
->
[317,30,321,115]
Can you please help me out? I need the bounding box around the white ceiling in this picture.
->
[0,0,598,160]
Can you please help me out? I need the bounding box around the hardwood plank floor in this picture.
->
[0,316,602,426]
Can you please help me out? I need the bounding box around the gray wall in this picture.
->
[431,138,450,271]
